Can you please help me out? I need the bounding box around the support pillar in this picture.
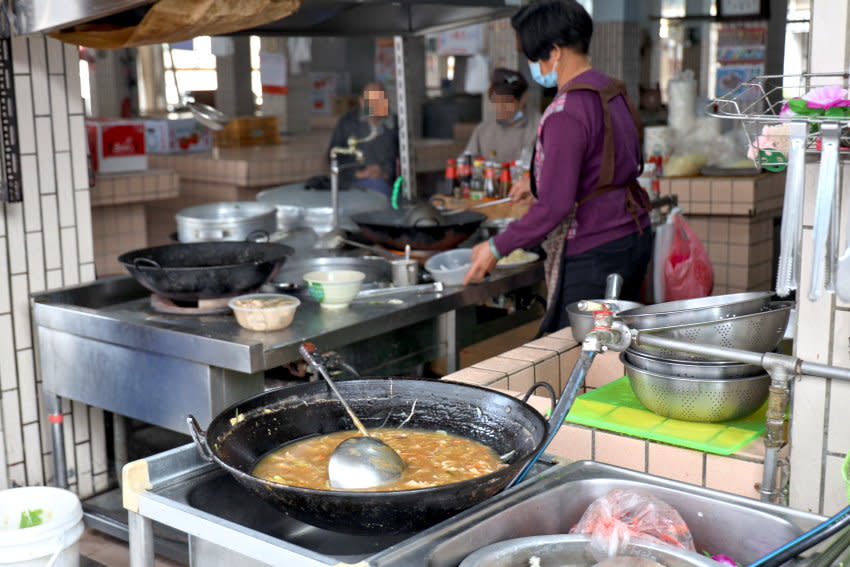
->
[215,37,254,118]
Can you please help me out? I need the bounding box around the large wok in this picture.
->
[188,378,548,534]
[351,209,486,251]
[118,241,293,301]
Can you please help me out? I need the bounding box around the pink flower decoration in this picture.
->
[779,102,794,117]
[803,85,850,109]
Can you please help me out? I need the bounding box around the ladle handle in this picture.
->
[299,342,370,437]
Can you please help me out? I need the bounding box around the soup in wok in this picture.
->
[253,427,506,491]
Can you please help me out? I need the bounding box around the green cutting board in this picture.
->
[565,377,767,456]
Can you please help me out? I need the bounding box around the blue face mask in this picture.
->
[511,110,524,122]
[529,61,558,88]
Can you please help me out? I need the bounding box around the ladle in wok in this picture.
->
[298,342,405,490]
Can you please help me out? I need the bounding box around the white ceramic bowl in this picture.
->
[303,270,365,309]
[228,293,300,331]
[424,248,473,286]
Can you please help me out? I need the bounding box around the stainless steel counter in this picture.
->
[32,265,543,486]
[124,443,825,567]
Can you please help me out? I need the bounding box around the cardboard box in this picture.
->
[145,117,213,154]
[86,119,147,174]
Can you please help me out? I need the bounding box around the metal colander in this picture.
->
[631,301,792,362]
[622,353,769,422]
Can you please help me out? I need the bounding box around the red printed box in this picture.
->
[86,119,147,174]
[144,117,212,154]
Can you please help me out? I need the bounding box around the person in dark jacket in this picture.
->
[463,0,653,334]
[327,82,399,197]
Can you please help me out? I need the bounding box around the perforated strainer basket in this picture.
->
[631,301,793,362]
[622,353,770,422]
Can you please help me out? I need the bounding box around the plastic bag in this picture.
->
[663,211,713,301]
[571,489,696,559]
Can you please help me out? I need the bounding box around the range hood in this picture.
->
[13,0,519,38]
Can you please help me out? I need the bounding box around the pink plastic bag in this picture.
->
[663,212,713,301]
[570,489,696,558]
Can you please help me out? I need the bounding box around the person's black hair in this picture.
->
[489,68,529,100]
[511,0,593,61]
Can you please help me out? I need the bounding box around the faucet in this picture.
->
[320,122,380,249]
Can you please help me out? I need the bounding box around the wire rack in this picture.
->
[708,72,850,170]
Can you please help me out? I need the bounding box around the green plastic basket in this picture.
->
[843,452,850,503]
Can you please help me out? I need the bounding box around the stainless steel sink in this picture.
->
[371,460,825,567]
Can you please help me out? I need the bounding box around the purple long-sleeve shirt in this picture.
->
[493,69,649,258]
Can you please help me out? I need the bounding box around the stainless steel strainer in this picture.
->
[631,301,792,362]
[622,353,769,422]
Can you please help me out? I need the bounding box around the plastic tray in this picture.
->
[565,377,767,455]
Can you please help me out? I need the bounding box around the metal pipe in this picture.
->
[46,394,68,488]
[128,511,155,567]
[114,414,129,486]
[800,360,850,381]
[330,153,340,234]
[635,332,766,365]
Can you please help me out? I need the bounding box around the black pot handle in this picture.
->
[246,230,270,243]
[522,381,557,414]
[186,415,214,462]
[133,257,162,271]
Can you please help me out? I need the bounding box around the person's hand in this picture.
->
[509,176,533,204]
[463,241,499,285]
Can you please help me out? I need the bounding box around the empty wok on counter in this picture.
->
[118,241,293,302]
[351,210,486,251]
[187,378,548,534]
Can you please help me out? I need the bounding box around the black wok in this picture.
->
[118,241,293,301]
[351,209,486,251]
[188,378,548,534]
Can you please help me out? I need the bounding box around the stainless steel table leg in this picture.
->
[114,414,128,485]
[45,393,68,488]
[129,511,155,567]
[440,310,458,374]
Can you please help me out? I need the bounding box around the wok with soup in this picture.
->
[189,378,548,534]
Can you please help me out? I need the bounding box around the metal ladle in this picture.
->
[298,342,405,489]
[166,44,229,131]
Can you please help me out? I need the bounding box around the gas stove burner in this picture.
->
[150,294,233,315]
[376,245,437,265]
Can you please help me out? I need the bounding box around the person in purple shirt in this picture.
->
[463,0,653,334]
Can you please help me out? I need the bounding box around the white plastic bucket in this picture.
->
[0,487,84,567]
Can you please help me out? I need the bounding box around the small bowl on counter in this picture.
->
[229,293,300,332]
[424,249,472,286]
[303,270,365,309]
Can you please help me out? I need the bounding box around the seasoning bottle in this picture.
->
[470,158,485,200]
[484,163,497,199]
[498,162,512,199]
[444,158,459,198]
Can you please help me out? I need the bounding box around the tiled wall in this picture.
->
[448,328,778,501]
[589,22,641,105]
[789,161,850,516]
[90,170,179,274]
[657,173,784,294]
[0,36,107,496]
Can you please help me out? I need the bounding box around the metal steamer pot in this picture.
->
[257,184,389,234]
[188,378,548,534]
[351,210,487,251]
[118,241,293,301]
[176,202,278,243]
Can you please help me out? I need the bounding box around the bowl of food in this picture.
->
[424,249,473,286]
[228,293,300,331]
[303,270,365,309]
[496,249,540,270]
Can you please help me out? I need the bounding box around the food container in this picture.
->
[176,202,278,243]
[303,270,365,309]
[424,249,472,286]
[459,534,719,567]
[622,353,770,422]
[228,293,300,332]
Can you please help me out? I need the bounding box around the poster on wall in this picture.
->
[260,52,288,95]
[715,64,764,100]
[717,27,767,64]
[311,73,337,115]
[437,24,484,56]
[375,38,395,85]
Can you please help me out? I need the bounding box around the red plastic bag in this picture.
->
[663,212,713,301]
[570,489,696,558]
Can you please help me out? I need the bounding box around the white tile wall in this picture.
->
[0,35,103,496]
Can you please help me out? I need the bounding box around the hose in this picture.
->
[391,176,404,210]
